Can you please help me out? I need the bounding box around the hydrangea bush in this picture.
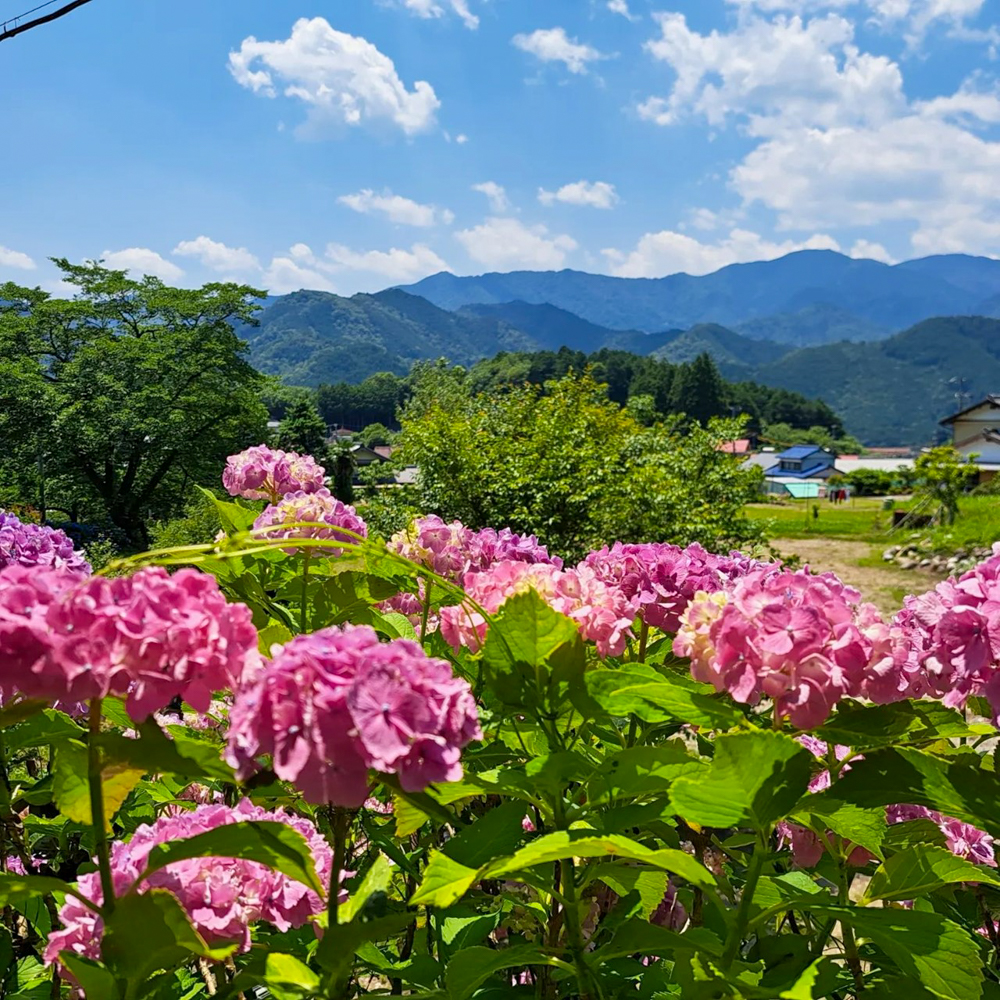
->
[3,446,1000,999]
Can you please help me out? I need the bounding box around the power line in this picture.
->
[0,0,95,42]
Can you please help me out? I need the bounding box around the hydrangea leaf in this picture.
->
[586,665,745,730]
[258,619,294,655]
[445,944,549,1000]
[139,821,323,895]
[5,710,84,751]
[0,873,79,908]
[101,888,235,987]
[591,920,723,963]
[57,955,120,1000]
[264,954,321,1000]
[339,855,394,924]
[806,904,983,1000]
[0,698,49,728]
[100,721,234,783]
[586,743,707,805]
[865,843,1000,902]
[53,745,144,832]
[442,799,531,869]
[196,485,259,535]
[793,798,888,860]
[590,864,669,920]
[814,701,990,751]
[670,731,812,831]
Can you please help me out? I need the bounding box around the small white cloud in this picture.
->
[512,27,606,75]
[607,0,639,19]
[325,242,450,282]
[396,0,480,29]
[0,245,36,270]
[173,236,260,274]
[455,133,469,144]
[229,17,441,138]
[101,248,184,282]
[849,239,896,263]
[472,181,511,213]
[538,180,619,209]
[602,228,841,278]
[338,189,453,227]
[456,217,578,270]
[262,248,338,294]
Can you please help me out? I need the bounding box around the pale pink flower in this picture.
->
[223,445,326,503]
[253,488,367,555]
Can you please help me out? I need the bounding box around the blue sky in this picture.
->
[0,0,998,295]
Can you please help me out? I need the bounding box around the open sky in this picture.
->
[0,0,998,295]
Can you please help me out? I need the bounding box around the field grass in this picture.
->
[747,494,1000,550]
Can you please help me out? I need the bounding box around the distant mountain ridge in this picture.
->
[398,250,1000,346]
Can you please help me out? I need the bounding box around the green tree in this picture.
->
[669,352,726,426]
[394,368,764,560]
[358,422,394,448]
[275,397,329,460]
[913,445,979,525]
[0,259,267,545]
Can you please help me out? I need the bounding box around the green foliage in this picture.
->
[274,397,330,461]
[0,260,267,545]
[392,367,766,559]
[358,422,394,448]
[913,445,980,524]
[763,421,865,457]
[149,493,222,550]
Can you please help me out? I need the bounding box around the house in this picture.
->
[758,445,839,496]
[940,395,1000,483]
[349,444,388,468]
[717,438,752,456]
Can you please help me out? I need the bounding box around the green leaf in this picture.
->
[0,873,78,907]
[339,855,394,924]
[53,745,144,831]
[139,821,323,895]
[0,699,48,728]
[591,864,668,920]
[315,912,414,978]
[102,889,234,987]
[393,794,430,838]
[752,871,826,913]
[884,819,948,854]
[815,701,989,750]
[865,844,1000,902]
[100,721,234,782]
[670,731,812,830]
[586,665,746,730]
[591,919,723,962]
[263,954,321,1000]
[814,747,1000,839]
[371,610,418,641]
[5,709,84,750]
[258,619,294,655]
[412,830,716,909]
[445,945,547,1000]
[198,487,259,535]
[439,909,502,953]
[57,955,121,1000]
[794,798,888,860]
[442,799,529,869]
[587,743,706,805]
[807,904,983,1000]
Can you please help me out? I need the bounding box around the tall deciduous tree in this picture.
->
[0,259,267,545]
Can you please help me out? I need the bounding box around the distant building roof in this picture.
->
[865,447,914,458]
[941,395,1000,426]
[373,445,396,459]
[777,445,829,460]
[717,438,751,455]
[836,457,915,474]
[764,462,838,480]
[741,453,778,471]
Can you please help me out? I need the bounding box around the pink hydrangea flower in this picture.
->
[227,626,481,806]
[0,511,91,574]
[253,488,367,555]
[887,804,995,867]
[222,445,326,504]
[0,565,259,720]
[44,800,337,966]
[675,568,883,729]
[439,560,637,658]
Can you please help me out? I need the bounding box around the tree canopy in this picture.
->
[0,259,267,544]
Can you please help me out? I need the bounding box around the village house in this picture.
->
[940,395,1000,484]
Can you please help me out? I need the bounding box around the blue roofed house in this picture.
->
[760,445,839,497]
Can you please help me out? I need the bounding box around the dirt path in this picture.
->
[772,537,943,616]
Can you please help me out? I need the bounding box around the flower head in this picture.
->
[254,488,367,555]
[0,510,90,574]
[44,800,336,965]
[227,625,481,805]
[223,445,326,503]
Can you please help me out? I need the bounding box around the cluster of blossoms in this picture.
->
[389,515,561,582]
[0,565,259,720]
[439,560,637,658]
[582,541,770,634]
[675,568,887,728]
[887,804,996,867]
[227,625,481,806]
[0,510,90,574]
[866,546,1000,719]
[223,445,326,504]
[44,800,336,965]
[253,488,368,555]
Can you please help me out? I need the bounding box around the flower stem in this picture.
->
[721,836,767,969]
[327,806,350,931]
[300,553,311,634]
[420,578,433,643]
[839,867,865,993]
[88,699,115,914]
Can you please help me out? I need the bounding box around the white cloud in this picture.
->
[512,27,606,75]
[0,245,36,270]
[455,217,578,270]
[455,133,469,144]
[100,248,184,282]
[396,0,480,29]
[229,17,440,137]
[849,239,896,263]
[324,242,450,282]
[602,228,841,277]
[607,0,639,19]
[262,247,338,295]
[338,189,454,227]
[172,236,260,274]
[538,180,620,209]
[639,12,904,132]
[472,181,511,213]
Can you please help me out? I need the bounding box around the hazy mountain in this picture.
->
[734,303,889,347]
[398,250,1000,338]
[652,324,791,367]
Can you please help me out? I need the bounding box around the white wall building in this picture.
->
[940,395,1000,482]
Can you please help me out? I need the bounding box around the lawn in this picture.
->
[746,497,892,541]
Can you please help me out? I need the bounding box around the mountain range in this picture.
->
[242,249,1000,446]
